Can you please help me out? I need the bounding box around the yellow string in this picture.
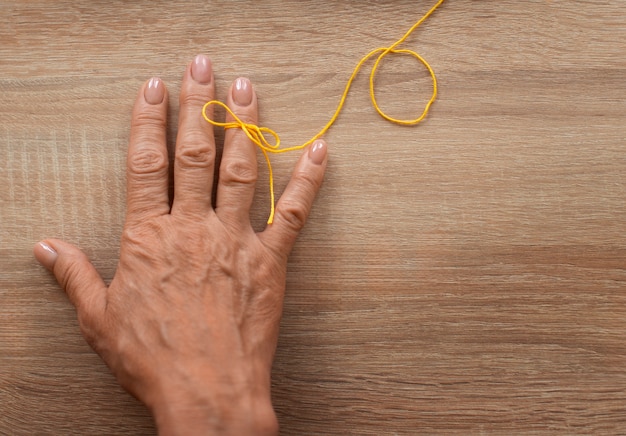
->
[203,0,444,224]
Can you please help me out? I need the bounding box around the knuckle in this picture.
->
[220,160,257,186]
[77,311,100,345]
[228,110,256,125]
[132,109,167,130]
[121,221,161,246]
[59,257,87,300]
[121,225,142,246]
[180,88,212,107]
[128,147,167,176]
[293,168,322,192]
[275,198,309,232]
[176,140,214,169]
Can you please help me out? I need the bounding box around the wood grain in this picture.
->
[1,0,625,434]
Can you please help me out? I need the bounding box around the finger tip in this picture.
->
[144,77,166,105]
[232,77,254,107]
[190,54,213,85]
[34,240,58,271]
[309,139,328,165]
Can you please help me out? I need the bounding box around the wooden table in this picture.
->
[1,1,625,434]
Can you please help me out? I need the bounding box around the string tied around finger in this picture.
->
[203,0,445,225]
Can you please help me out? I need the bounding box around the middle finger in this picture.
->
[171,54,217,217]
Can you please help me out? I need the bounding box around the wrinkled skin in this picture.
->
[34,55,328,435]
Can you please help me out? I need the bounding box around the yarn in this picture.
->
[203,0,444,224]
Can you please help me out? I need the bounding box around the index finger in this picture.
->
[126,77,170,223]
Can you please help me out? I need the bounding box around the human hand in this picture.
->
[34,54,328,435]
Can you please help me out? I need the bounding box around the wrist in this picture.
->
[152,399,278,436]
[147,373,278,436]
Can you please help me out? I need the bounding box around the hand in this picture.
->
[33,54,328,435]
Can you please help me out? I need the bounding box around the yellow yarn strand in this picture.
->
[203,0,444,224]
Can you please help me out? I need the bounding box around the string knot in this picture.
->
[203,0,445,224]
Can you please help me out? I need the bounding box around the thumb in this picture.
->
[34,239,107,318]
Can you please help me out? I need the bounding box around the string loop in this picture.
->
[203,0,444,224]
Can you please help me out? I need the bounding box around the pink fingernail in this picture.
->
[34,241,58,270]
[233,77,252,106]
[191,54,212,84]
[309,140,327,165]
[144,77,164,105]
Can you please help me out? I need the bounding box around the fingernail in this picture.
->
[309,140,327,165]
[233,77,252,106]
[34,241,58,271]
[144,77,164,105]
[191,54,212,84]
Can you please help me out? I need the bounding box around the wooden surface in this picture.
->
[1,0,625,434]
